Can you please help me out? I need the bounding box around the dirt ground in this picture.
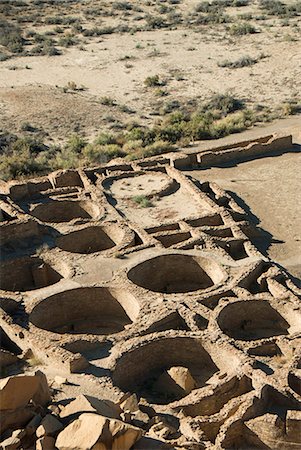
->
[1,0,301,142]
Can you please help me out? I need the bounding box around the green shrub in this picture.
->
[145,16,168,29]
[132,195,153,208]
[139,140,174,158]
[0,20,24,53]
[95,133,117,145]
[144,75,163,87]
[58,34,78,47]
[204,94,245,115]
[83,143,125,163]
[259,0,301,17]
[229,22,257,35]
[52,147,80,170]
[100,96,117,106]
[65,134,87,153]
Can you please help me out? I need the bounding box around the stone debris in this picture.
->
[0,374,49,411]
[59,394,121,420]
[56,413,142,450]
[35,436,56,450]
[36,414,63,438]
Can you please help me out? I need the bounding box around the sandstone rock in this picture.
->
[119,393,139,413]
[245,413,285,449]
[120,411,132,423]
[109,416,142,450]
[0,350,19,368]
[0,372,50,412]
[0,429,26,450]
[26,414,42,435]
[286,410,301,442]
[288,369,301,395]
[54,376,67,386]
[131,410,150,429]
[32,371,51,406]
[167,367,196,394]
[60,394,121,420]
[56,413,142,450]
[148,421,177,440]
[152,367,196,399]
[179,417,207,443]
[48,405,60,416]
[36,414,63,438]
[0,408,35,434]
[132,436,174,449]
[35,436,56,450]
[0,376,42,410]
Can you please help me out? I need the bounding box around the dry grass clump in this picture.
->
[218,55,258,68]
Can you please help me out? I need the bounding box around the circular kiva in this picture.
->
[127,254,224,294]
[56,225,125,254]
[217,300,290,341]
[113,337,219,405]
[29,287,138,335]
[103,172,175,199]
[0,256,62,292]
[30,199,101,223]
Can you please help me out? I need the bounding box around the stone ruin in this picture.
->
[0,133,300,449]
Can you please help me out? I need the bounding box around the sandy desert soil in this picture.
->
[1,0,301,143]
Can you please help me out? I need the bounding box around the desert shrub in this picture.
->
[33,33,55,44]
[122,139,143,154]
[204,94,245,115]
[20,122,36,132]
[0,53,10,61]
[195,12,231,24]
[0,137,51,180]
[45,16,78,25]
[30,43,60,56]
[112,1,133,10]
[82,143,125,163]
[229,22,256,35]
[0,19,24,53]
[0,152,43,180]
[95,133,117,145]
[281,101,301,115]
[154,122,185,143]
[145,16,168,29]
[218,55,257,68]
[160,100,181,115]
[52,147,80,170]
[132,195,153,208]
[100,96,117,106]
[125,127,146,142]
[65,135,87,153]
[259,0,301,16]
[58,34,78,47]
[144,75,164,87]
[209,110,253,138]
[82,26,115,36]
[138,140,174,158]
